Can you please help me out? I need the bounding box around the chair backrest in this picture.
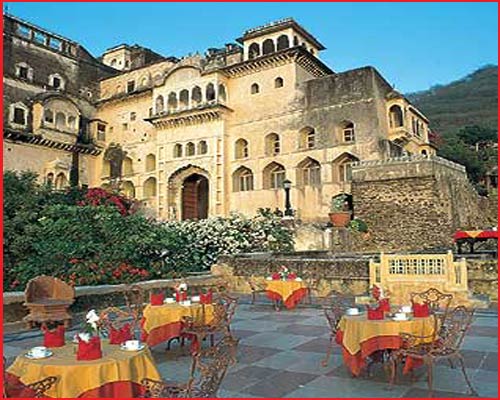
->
[123,285,145,319]
[25,275,74,303]
[189,335,240,397]
[248,276,265,291]
[437,305,475,353]
[99,306,135,338]
[323,305,344,334]
[410,288,453,315]
[4,356,58,398]
[216,293,238,326]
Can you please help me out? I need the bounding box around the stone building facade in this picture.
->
[4,15,438,222]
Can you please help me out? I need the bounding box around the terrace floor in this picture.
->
[3,295,498,398]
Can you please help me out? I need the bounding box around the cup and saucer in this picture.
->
[180,300,192,307]
[393,312,409,321]
[120,340,145,352]
[345,308,361,316]
[164,297,175,304]
[26,346,53,359]
[191,295,201,303]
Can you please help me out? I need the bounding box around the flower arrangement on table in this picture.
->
[75,309,103,360]
[270,265,300,281]
[175,282,188,302]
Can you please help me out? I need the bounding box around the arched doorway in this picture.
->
[182,173,209,220]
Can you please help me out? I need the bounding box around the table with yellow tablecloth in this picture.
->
[337,314,436,376]
[141,302,214,347]
[265,280,308,309]
[5,340,161,398]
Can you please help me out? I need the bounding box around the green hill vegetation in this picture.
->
[407,65,498,189]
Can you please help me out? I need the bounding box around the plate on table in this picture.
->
[119,343,146,352]
[295,277,303,282]
[25,349,53,359]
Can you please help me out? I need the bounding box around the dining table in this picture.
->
[141,301,214,347]
[5,339,161,398]
[337,312,436,376]
[265,279,308,310]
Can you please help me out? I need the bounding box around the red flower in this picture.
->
[69,258,79,264]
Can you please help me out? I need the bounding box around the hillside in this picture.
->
[407,65,498,136]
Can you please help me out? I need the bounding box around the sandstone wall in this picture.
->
[350,156,493,252]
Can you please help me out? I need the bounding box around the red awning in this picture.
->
[453,230,498,241]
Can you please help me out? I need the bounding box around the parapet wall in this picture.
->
[350,155,493,252]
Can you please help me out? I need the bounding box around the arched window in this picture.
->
[146,153,156,172]
[233,166,254,192]
[46,172,54,186]
[277,35,290,50]
[293,36,299,46]
[332,153,359,182]
[274,77,284,88]
[299,126,315,149]
[123,157,133,175]
[186,142,195,156]
[341,121,355,143]
[49,73,64,90]
[11,103,28,125]
[179,89,189,109]
[67,115,77,130]
[55,112,66,130]
[110,59,117,67]
[265,133,280,156]
[421,149,428,156]
[143,177,157,197]
[218,84,227,102]
[54,173,68,190]
[173,143,183,158]
[167,92,178,111]
[263,162,286,189]
[206,83,216,102]
[235,139,249,159]
[297,157,321,186]
[122,181,135,198]
[250,83,259,94]
[248,43,260,59]
[15,62,33,81]
[198,140,208,155]
[192,86,202,105]
[155,95,164,113]
[44,109,54,124]
[262,39,275,55]
[389,105,404,128]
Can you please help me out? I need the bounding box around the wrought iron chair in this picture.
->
[123,284,146,336]
[4,357,59,398]
[181,293,238,347]
[410,287,453,338]
[247,276,267,305]
[305,276,321,304]
[141,335,240,398]
[389,305,477,397]
[98,306,136,340]
[321,304,345,367]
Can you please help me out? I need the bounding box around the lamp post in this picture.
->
[283,179,293,217]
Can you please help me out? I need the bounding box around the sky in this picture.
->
[4,2,498,93]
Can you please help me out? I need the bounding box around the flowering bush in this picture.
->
[331,194,350,212]
[77,188,138,216]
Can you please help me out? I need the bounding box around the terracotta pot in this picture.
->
[328,212,351,227]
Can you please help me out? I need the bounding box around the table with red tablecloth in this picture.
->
[337,314,436,376]
[5,340,161,398]
[453,230,498,253]
[265,280,308,309]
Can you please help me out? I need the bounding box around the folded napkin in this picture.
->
[150,293,165,306]
[366,307,384,320]
[42,325,65,348]
[271,273,281,280]
[77,336,102,361]
[378,298,390,312]
[175,291,188,302]
[412,301,430,317]
[200,291,213,304]
[287,272,297,280]
[109,323,132,345]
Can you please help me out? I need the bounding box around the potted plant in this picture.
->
[348,217,370,239]
[328,194,351,227]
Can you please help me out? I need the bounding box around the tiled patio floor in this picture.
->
[4,295,498,398]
